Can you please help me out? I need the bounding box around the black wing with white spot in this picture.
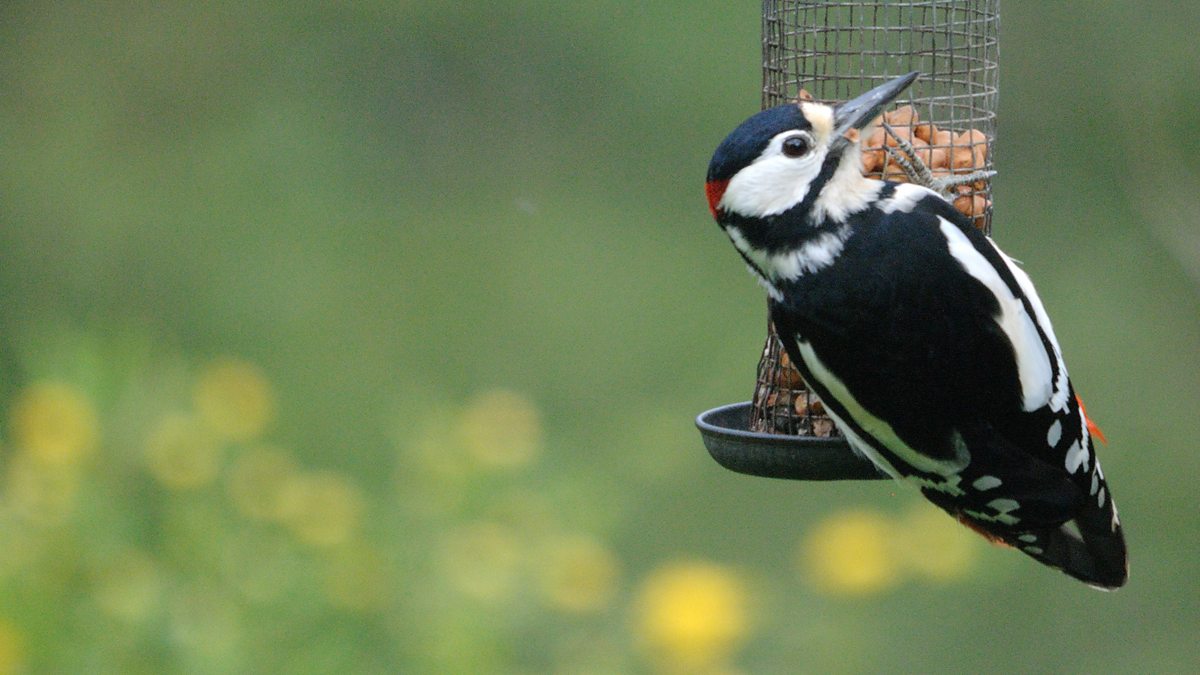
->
[772,192,1127,588]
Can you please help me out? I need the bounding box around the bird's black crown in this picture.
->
[706,104,812,184]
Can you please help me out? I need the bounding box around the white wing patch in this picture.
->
[1064,438,1089,474]
[972,475,1002,491]
[938,218,1055,412]
[796,338,968,484]
[1047,419,1062,447]
[986,240,1071,412]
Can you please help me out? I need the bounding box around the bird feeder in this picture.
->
[698,0,1000,480]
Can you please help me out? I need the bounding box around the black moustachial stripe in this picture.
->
[720,150,888,258]
[718,156,853,257]
[791,148,843,222]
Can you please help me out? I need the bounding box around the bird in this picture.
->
[705,72,1127,589]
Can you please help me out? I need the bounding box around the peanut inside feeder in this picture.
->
[861,104,993,230]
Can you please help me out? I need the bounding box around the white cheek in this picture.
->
[720,152,824,218]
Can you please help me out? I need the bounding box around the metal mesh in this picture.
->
[764,0,999,231]
[750,319,838,436]
[750,0,1000,437]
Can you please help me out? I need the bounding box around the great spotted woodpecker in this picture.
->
[706,72,1127,589]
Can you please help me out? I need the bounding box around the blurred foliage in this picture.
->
[0,1,1198,673]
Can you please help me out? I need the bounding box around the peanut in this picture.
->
[778,351,805,389]
[952,129,989,169]
[953,194,989,224]
[883,105,917,127]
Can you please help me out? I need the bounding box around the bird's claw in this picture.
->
[879,122,995,198]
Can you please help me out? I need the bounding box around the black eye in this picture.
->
[782,135,811,158]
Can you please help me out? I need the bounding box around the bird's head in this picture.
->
[705,72,919,225]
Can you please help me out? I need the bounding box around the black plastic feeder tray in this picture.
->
[696,402,887,481]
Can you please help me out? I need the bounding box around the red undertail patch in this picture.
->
[1076,395,1108,445]
[955,512,1012,548]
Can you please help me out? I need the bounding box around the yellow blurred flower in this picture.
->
[536,535,620,614]
[633,561,750,672]
[0,619,26,675]
[226,445,300,521]
[277,471,365,548]
[92,549,164,623]
[892,504,979,583]
[323,541,391,612]
[799,508,900,596]
[144,413,222,490]
[458,389,542,468]
[9,381,98,467]
[193,358,275,442]
[439,521,522,602]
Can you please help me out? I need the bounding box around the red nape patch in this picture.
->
[1076,395,1108,445]
[705,179,729,219]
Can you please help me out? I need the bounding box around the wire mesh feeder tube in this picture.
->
[764,0,1000,233]
[697,0,999,481]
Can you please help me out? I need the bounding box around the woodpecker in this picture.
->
[706,72,1127,589]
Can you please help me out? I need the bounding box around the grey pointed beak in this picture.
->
[830,71,920,152]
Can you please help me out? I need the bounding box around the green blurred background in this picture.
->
[1,2,1198,673]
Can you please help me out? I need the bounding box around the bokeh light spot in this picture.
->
[633,560,750,672]
[893,504,979,582]
[536,535,620,614]
[92,549,164,623]
[227,445,300,521]
[193,358,275,442]
[9,382,98,467]
[799,509,900,596]
[145,413,223,490]
[458,389,543,468]
[439,521,522,602]
[277,471,365,548]
[0,619,27,674]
